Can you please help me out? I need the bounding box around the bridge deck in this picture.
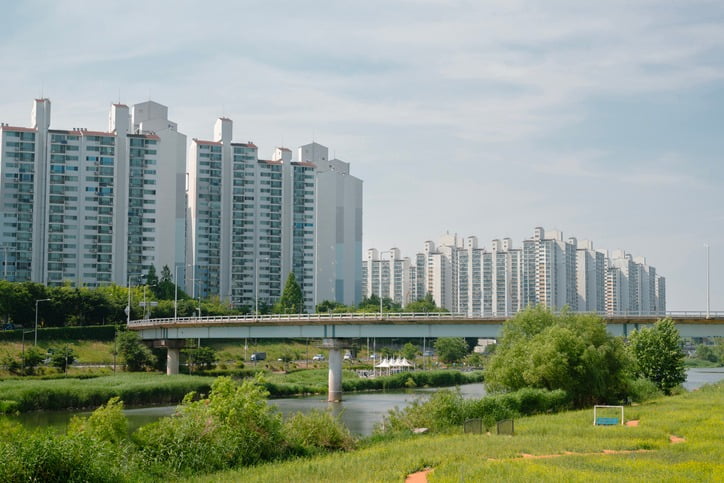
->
[128,312,724,340]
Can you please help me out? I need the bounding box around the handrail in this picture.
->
[127,310,724,329]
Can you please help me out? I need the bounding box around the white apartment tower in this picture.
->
[311,143,363,307]
[188,121,329,312]
[0,99,186,287]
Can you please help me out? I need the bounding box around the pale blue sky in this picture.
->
[1,0,723,311]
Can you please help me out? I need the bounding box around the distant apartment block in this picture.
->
[363,227,666,315]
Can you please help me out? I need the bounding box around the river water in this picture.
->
[10,368,724,436]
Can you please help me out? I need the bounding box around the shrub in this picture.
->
[284,410,356,455]
[134,376,285,476]
[627,377,663,403]
[68,396,128,443]
[0,430,128,482]
[0,399,20,414]
[378,387,570,435]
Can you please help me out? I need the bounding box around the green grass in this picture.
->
[0,373,215,412]
[187,382,723,482]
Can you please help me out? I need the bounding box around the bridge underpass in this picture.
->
[129,312,724,402]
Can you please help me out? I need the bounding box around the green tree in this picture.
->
[68,396,128,443]
[400,342,418,362]
[145,265,159,288]
[695,344,720,364]
[274,272,304,314]
[358,295,401,312]
[184,345,218,371]
[629,318,686,395]
[22,346,46,375]
[50,345,76,372]
[315,300,354,313]
[155,265,177,300]
[115,330,156,372]
[405,293,446,313]
[434,337,469,364]
[485,306,630,407]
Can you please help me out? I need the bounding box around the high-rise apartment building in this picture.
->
[0,99,186,287]
[311,144,363,307]
[188,122,359,312]
[1,99,362,313]
[363,227,666,316]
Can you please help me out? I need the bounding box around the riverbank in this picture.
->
[0,369,483,413]
[0,373,216,413]
[189,381,724,482]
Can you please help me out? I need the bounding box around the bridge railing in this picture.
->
[127,312,474,328]
[127,310,724,329]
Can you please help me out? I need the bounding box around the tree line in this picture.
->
[0,267,446,329]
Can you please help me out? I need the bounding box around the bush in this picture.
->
[68,396,128,443]
[284,410,356,455]
[134,376,285,477]
[0,430,129,482]
[377,387,570,435]
[627,377,663,403]
[0,399,20,414]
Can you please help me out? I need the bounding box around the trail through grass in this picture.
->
[188,382,723,482]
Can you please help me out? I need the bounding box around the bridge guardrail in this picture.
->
[127,310,724,329]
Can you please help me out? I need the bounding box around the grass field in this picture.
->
[188,382,723,482]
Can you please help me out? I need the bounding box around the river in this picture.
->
[10,368,724,436]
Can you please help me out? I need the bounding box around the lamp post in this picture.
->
[706,244,710,319]
[141,283,156,319]
[126,275,143,325]
[1,246,7,280]
[34,298,50,346]
[174,263,193,321]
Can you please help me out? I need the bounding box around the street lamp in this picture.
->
[34,298,50,346]
[142,282,157,319]
[706,244,710,319]
[126,275,142,325]
[1,245,7,280]
[174,263,190,321]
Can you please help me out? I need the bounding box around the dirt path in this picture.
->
[406,448,655,481]
[405,468,433,483]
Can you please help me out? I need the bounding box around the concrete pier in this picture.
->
[167,347,180,375]
[322,338,348,402]
[152,339,186,375]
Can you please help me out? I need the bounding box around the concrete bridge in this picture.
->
[128,311,724,401]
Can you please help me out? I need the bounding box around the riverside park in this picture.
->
[0,307,723,482]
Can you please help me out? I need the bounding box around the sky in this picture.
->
[1,0,723,311]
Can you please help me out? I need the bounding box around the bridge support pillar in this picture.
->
[322,338,348,402]
[152,339,187,376]
[167,348,180,375]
